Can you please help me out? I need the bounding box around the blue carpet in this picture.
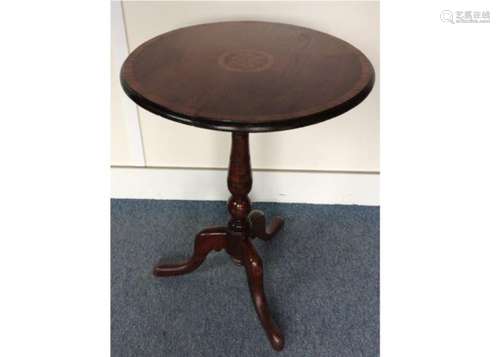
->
[111,199,379,357]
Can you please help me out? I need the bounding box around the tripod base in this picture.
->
[154,210,285,351]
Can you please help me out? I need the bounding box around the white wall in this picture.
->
[111,1,379,204]
[111,1,145,166]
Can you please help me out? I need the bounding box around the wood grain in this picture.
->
[121,21,375,132]
[130,21,376,351]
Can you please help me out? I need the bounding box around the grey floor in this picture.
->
[111,199,379,357]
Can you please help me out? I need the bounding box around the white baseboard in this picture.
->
[111,166,379,205]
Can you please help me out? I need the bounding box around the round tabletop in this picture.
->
[121,21,375,132]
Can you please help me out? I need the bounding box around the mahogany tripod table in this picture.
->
[120,21,374,351]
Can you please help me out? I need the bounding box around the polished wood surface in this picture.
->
[153,226,227,276]
[122,21,375,351]
[242,237,284,350]
[153,132,286,350]
[121,21,374,132]
[249,210,285,241]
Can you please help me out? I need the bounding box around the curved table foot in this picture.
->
[154,226,228,277]
[242,238,284,351]
[248,209,284,241]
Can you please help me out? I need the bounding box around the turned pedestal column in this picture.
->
[120,20,375,352]
[154,132,285,350]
